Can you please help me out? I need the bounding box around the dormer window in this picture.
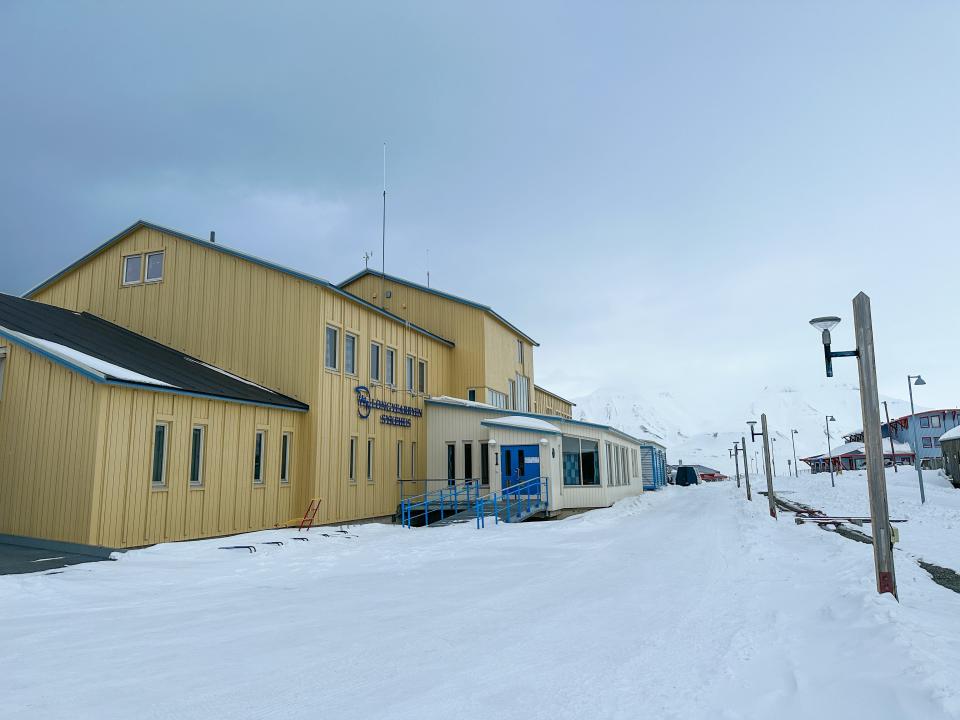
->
[122,255,142,285]
[122,251,165,286]
[145,251,165,282]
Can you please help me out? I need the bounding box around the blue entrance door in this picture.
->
[501,444,541,495]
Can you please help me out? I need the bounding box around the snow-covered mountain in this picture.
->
[573,382,920,477]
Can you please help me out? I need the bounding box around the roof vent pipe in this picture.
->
[209,231,216,243]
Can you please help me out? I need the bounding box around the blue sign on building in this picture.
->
[355,386,422,427]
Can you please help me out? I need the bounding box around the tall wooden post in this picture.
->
[741,436,752,501]
[732,445,741,488]
[761,414,777,519]
[853,292,897,598]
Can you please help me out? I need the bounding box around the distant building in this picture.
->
[844,408,960,467]
[639,440,668,490]
[939,425,960,488]
[801,441,914,473]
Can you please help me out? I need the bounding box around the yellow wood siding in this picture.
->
[534,386,574,419]
[343,273,486,399]
[0,343,100,545]
[91,386,302,548]
[27,226,451,533]
[482,314,535,409]
[342,273,537,405]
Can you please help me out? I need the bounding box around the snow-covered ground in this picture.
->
[772,467,960,571]
[2,484,960,719]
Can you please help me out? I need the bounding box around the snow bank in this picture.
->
[2,485,959,719]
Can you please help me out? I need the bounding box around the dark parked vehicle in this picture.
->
[674,465,701,486]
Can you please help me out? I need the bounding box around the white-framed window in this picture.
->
[515,374,529,412]
[151,422,169,487]
[410,441,417,479]
[324,326,339,370]
[396,440,403,480]
[0,346,7,402]
[366,438,375,482]
[348,437,357,483]
[280,432,292,485]
[253,430,266,484]
[189,425,205,487]
[418,360,427,394]
[344,333,357,375]
[385,348,396,386]
[144,251,165,283]
[561,436,599,486]
[405,355,415,392]
[370,342,382,383]
[517,339,524,364]
[605,442,613,486]
[468,389,476,402]
[122,254,143,285]
[931,415,942,428]
[489,389,507,409]
[508,379,517,410]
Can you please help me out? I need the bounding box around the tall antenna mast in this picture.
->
[381,142,386,309]
[426,248,430,288]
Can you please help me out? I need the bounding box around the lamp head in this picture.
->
[792,429,798,435]
[810,316,841,332]
[913,375,926,386]
[827,415,836,422]
[747,420,757,427]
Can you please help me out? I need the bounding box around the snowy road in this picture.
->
[2,483,959,719]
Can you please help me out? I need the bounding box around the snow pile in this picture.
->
[773,467,960,571]
[2,485,960,718]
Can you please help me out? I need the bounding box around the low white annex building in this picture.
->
[425,396,646,514]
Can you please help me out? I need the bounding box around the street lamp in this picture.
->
[809,295,897,598]
[882,400,898,473]
[790,429,799,477]
[825,415,836,488]
[748,416,777,518]
[729,443,741,489]
[907,374,926,503]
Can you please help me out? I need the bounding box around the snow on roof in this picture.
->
[804,439,914,460]
[430,395,499,410]
[940,425,960,443]
[3,329,176,387]
[481,416,561,434]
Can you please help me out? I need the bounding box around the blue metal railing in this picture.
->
[400,479,485,528]
[474,476,550,529]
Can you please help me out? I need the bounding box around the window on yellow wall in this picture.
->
[348,437,357,482]
[280,432,292,484]
[367,438,375,482]
[385,348,396,386]
[411,441,417,479]
[405,355,414,392]
[253,430,266,484]
[145,251,165,283]
[418,360,427,394]
[324,326,339,370]
[122,255,143,285]
[189,426,205,487]
[344,334,357,375]
[370,342,381,383]
[152,422,169,487]
[396,440,403,480]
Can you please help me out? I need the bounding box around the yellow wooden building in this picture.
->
[0,219,598,552]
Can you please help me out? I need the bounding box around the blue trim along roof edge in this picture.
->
[23,220,454,349]
[0,327,309,412]
[338,268,538,346]
[427,397,644,445]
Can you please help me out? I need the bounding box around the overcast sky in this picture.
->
[2,2,958,409]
